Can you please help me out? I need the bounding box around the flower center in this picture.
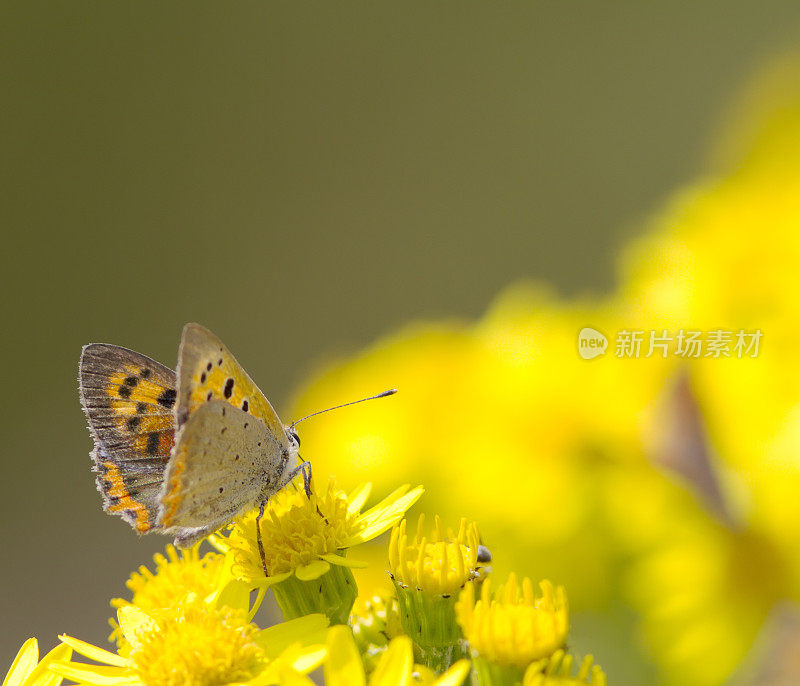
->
[225,479,355,580]
[130,602,265,686]
[110,545,223,646]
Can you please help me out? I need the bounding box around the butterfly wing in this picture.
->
[175,323,289,443]
[79,344,177,533]
[158,399,292,546]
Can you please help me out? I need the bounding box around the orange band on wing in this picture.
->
[160,451,186,527]
[102,461,151,533]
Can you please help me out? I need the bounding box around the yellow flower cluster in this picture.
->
[6,432,608,686]
[6,487,604,686]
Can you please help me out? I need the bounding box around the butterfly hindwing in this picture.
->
[158,399,291,545]
[79,344,177,533]
[175,323,288,445]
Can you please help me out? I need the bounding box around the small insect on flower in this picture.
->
[78,322,396,573]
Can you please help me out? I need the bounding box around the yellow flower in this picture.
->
[456,573,569,670]
[51,602,328,686]
[387,515,488,670]
[350,593,404,673]
[522,650,606,686]
[109,543,224,645]
[389,515,485,596]
[3,638,71,686]
[211,477,421,624]
[322,625,471,686]
[214,478,423,586]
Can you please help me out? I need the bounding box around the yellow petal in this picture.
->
[26,644,72,686]
[285,645,327,673]
[56,636,127,668]
[248,587,268,622]
[347,483,373,515]
[251,662,317,686]
[253,571,293,589]
[435,659,471,686]
[257,614,329,659]
[370,636,413,686]
[347,486,424,545]
[295,559,330,580]
[48,662,139,686]
[358,485,411,526]
[116,606,155,647]
[4,638,38,686]
[323,626,366,686]
[318,553,368,569]
[213,579,251,613]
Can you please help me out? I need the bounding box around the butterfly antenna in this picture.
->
[290,389,397,429]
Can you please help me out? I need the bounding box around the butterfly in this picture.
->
[78,323,308,569]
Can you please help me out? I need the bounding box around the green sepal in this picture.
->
[392,577,468,671]
[272,562,358,625]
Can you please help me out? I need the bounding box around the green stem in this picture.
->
[393,579,467,672]
[471,656,525,686]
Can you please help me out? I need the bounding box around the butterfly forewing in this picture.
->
[79,344,177,533]
[175,323,288,444]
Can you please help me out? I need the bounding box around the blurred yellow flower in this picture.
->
[456,573,569,670]
[2,638,71,686]
[288,59,800,686]
[291,297,658,612]
[610,61,800,685]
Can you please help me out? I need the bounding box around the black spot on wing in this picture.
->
[224,378,234,398]
[157,388,176,408]
[146,432,160,456]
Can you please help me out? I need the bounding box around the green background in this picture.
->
[3,1,800,677]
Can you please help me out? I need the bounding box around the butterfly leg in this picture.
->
[281,461,330,524]
[277,460,314,496]
[298,461,330,523]
[256,500,268,576]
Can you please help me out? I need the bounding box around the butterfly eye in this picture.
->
[477,545,492,564]
[290,430,301,447]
